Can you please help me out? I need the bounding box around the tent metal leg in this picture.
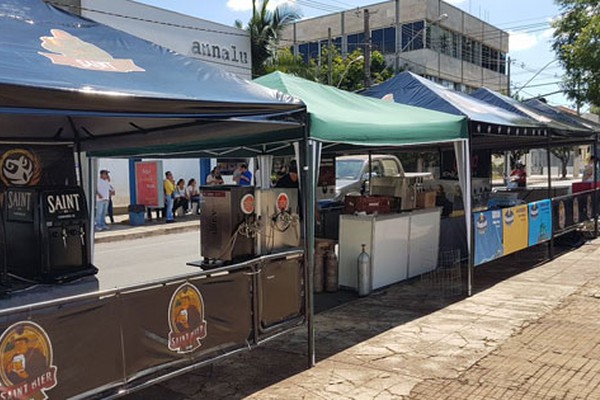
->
[301,134,316,368]
[594,139,598,237]
[546,139,554,259]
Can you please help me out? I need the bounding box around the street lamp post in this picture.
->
[337,55,364,88]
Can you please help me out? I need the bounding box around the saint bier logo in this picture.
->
[0,149,41,187]
[0,321,58,400]
[38,29,145,73]
[167,283,207,354]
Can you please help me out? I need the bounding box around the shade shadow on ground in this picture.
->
[123,232,589,400]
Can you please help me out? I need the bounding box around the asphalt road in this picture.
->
[94,231,201,290]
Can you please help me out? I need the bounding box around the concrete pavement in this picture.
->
[121,236,600,400]
[94,213,199,244]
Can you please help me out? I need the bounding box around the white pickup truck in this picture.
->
[327,154,431,202]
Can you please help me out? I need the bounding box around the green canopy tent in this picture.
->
[254,72,472,349]
[255,72,468,148]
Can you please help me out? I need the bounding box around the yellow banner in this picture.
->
[502,204,529,255]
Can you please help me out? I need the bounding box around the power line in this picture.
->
[48,1,250,38]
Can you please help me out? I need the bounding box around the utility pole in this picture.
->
[395,0,400,74]
[328,28,333,86]
[506,56,511,96]
[364,9,371,88]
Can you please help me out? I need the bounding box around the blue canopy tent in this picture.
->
[0,2,320,398]
[0,0,306,157]
[524,98,600,135]
[471,88,595,139]
[362,71,554,296]
[361,72,548,142]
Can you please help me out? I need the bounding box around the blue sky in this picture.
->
[136,0,576,109]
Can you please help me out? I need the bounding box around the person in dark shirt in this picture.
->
[275,166,299,188]
[239,164,253,186]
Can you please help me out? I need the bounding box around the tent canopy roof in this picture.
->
[361,72,547,135]
[471,88,593,138]
[255,72,468,147]
[0,0,305,157]
[524,99,600,133]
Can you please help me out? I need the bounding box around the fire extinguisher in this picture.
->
[325,249,338,292]
[357,244,371,297]
[314,246,325,293]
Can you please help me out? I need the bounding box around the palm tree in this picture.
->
[236,0,300,78]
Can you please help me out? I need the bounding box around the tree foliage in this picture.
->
[267,47,393,92]
[552,0,600,108]
[236,0,300,78]
[550,146,573,178]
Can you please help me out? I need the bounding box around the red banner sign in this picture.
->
[135,161,162,208]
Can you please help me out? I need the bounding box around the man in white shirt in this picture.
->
[96,170,113,231]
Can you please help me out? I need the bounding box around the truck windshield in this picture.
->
[336,160,364,180]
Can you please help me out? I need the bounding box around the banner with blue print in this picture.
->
[474,209,503,266]
[528,200,552,246]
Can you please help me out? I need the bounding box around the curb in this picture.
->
[94,222,199,244]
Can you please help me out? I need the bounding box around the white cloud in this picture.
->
[226,0,251,12]
[509,31,538,52]
[444,0,467,4]
[541,28,554,39]
[226,0,295,12]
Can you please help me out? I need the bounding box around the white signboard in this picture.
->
[81,0,252,79]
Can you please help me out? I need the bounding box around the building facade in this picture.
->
[58,0,252,79]
[281,0,509,93]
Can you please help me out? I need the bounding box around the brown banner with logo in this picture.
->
[0,145,77,194]
[120,270,253,378]
[0,297,123,400]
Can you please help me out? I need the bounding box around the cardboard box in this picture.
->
[416,191,436,209]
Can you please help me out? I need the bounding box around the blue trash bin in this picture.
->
[128,205,146,226]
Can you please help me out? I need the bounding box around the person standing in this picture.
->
[275,165,298,188]
[206,167,224,185]
[107,174,115,224]
[164,171,176,223]
[239,163,252,186]
[582,155,598,183]
[95,170,111,231]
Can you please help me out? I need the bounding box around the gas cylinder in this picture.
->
[325,249,338,292]
[314,246,325,293]
[357,244,371,297]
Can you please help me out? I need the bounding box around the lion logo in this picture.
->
[0,149,42,187]
[167,283,207,354]
[38,29,145,73]
[0,321,57,400]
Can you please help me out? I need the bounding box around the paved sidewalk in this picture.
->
[94,214,199,243]
[125,237,600,400]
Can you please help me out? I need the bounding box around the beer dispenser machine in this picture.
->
[3,186,97,283]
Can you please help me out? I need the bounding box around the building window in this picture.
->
[347,32,365,53]
[298,43,309,63]
[371,27,396,54]
[499,52,507,74]
[451,32,460,58]
[482,44,491,70]
[298,41,319,63]
[401,21,424,51]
